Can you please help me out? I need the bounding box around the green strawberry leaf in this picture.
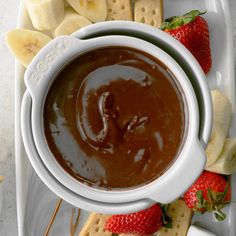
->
[163,214,172,229]
[194,183,230,221]
[207,183,230,205]
[221,183,230,202]
[196,190,204,204]
[161,204,172,229]
[184,10,207,19]
[182,17,194,25]
[195,190,215,212]
[161,204,169,214]
[165,16,178,22]
[160,10,207,30]
[214,209,227,221]
[207,188,215,202]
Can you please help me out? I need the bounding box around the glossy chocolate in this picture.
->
[44,47,185,189]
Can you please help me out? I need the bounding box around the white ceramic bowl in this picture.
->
[24,35,204,202]
[21,22,212,214]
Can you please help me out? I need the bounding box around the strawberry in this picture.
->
[183,171,231,221]
[160,10,212,74]
[104,204,163,234]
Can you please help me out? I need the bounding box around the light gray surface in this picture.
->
[0,0,235,235]
[0,0,19,235]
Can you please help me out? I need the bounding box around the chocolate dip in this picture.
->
[44,47,185,189]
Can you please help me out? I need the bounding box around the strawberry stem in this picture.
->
[214,209,227,221]
[160,10,207,30]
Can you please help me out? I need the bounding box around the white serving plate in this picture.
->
[15,0,236,235]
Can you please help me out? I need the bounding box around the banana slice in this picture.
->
[205,122,226,167]
[66,0,107,22]
[211,90,232,135]
[5,29,52,68]
[54,9,92,37]
[26,0,65,31]
[206,138,236,175]
[205,90,232,167]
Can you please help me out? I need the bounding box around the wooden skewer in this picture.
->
[70,208,81,236]
[43,198,63,236]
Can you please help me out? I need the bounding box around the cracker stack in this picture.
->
[156,199,193,236]
[79,213,112,236]
[106,0,133,21]
[134,0,163,27]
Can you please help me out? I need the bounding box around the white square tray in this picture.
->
[15,0,236,235]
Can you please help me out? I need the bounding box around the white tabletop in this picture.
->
[0,0,20,235]
[0,1,235,235]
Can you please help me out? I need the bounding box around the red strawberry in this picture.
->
[104,204,163,234]
[183,171,231,221]
[160,10,212,74]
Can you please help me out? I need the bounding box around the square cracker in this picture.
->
[106,0,133,21]
[134,0,163,27]
[156,199,193,236]
[79,213,112,236]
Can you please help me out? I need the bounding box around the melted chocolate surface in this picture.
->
[44,47,185,189]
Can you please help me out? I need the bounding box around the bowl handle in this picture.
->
[148,139,206,203]
[24,36,83,99]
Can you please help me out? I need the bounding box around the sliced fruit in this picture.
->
[54,9,92,36]
[156,199,192,236]
[5,29,52,67]
[206,122,226,167]
[66,0,107,22]
[206,138,236,175]
[205,90,232,167]
[211,90,232,135]
[26,0,64,31]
